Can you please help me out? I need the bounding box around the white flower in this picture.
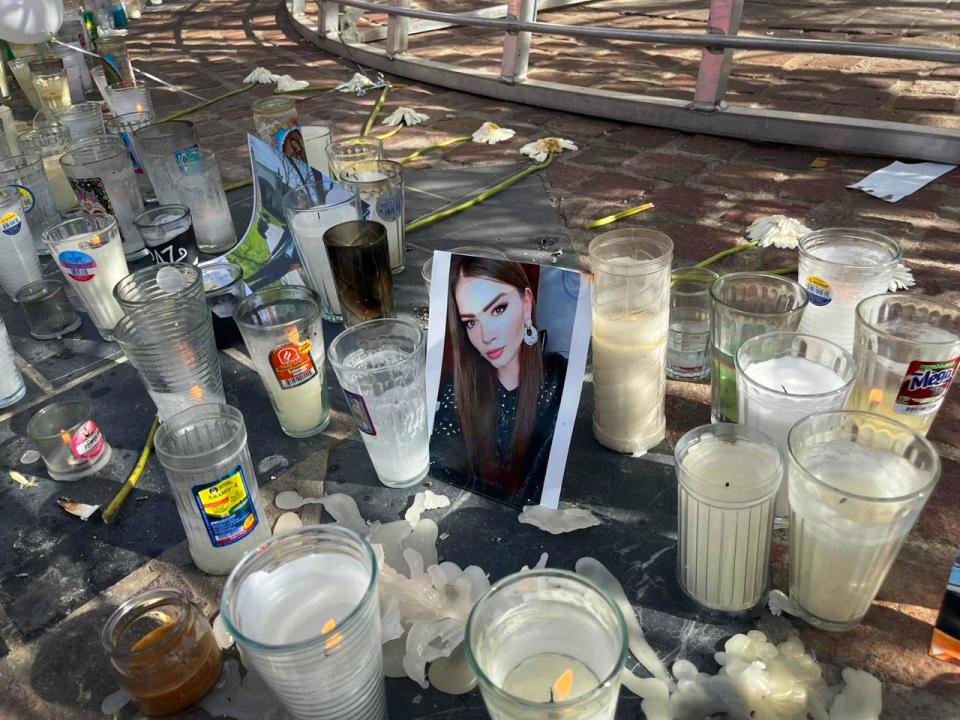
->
[337,72,376,94]
[275,75,310,92]
[519,137,578,162]
[472,121,515,144]
[243,67,279,84]
[888,263,915,291]
[383,106,429,127]
[745,215,811,249]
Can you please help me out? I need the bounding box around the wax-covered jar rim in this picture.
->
[219,525,379,653]
[61,135,127,167]
[735,331,858,399]
[113,261,202,310]
[55,101,103,121]
[465,568,628,711]
[18,125,71,154]
[798,227,902,272]
[328,317,424,375]
[234,284,321,330]
[339,159,403,187]
[329,136,384,153]
[154,402,246,467]
[26,400,95,441]
[588,228,673,277]
[105,110,156,134]
[855,292,960,349]
[100,588,194,660]
[709,272,809,317]
[787,410,940,504]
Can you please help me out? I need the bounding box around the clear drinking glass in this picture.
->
[16,279,82,339]
[154,403,271,575]
[340,160,405,273]
[42,214,129,340]
[737,332,857,521]
[421,246,508,289]
[328,318,429,488]
[797,228,901,352]
[54,101,105,141]
[667,266,718,381]
[849,293,960,436]
[0,315,26,408]
[52,43,86,103]
[251,96,305,162]
[134,204,198,265]
[675,423,782,612]
[709,273,808,424]
[18,125,77,211]
[235,285,330,438]
[325,136,383,179]
[0,185,42,300]
[0,153,59,254]
[787,410,940,631]
[132,121,200,206]
[29,59,71,113]
[589,228,673,455]
[467,570,627,720]
[281,180,360,322]
[164,148,236,253]
[105,110,157,203]
[302,124,332,177]
[60,135,147,259]
[26,400,113,481]
[220,526,386,720]
[324,220,395,327]
[9,58,42,110]
[113,262,208,322]
[201,262,246,348]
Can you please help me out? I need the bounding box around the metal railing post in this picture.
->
[693,0,744,110]
[386,0,411,57]
[318,0,342,38]
[500,0,538,84]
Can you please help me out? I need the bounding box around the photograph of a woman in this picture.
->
[429,254,589,507]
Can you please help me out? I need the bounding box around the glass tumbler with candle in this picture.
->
[787,410,940,631]
[340,159,405,273]
[235,285,330,438]
[154,403,271,575]
[104,80,153,117]
[42,214,129,341]
[467,569,627,720]
[0,153,59,254]
[16,279,82,339]
[106,110,157,203]
[113,262,208,323]
[323,220,395,327]
[302,124,332,177]
[251,96,306,162]
[0,315,25,408]
[797,228,901,352]
[281,180,360,323]
[709,273,808,424]
[325,136,383,179]
[200,261,246,348]
[134,205,198,265]
[54,101,106,142]
[132,121,200,206]
[101,589,222,717]
[26,400,112,481]
[220,525,386,720]
[589,228,673,455]
[29,58,71,113]
[667,266,718,381]
[18,125,77,212]
[0,186,42,300]
[736,332,857,521]
[164,148,236,254]
[849,293,960,436]
[675,424,782,612]
[60,135,147,259]
[329,318,429,488]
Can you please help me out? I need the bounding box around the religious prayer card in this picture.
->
[426,251,592,509]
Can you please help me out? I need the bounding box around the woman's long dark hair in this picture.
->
[447,256,544,492]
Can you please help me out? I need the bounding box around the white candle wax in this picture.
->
[290,211,347,315]
[0,318,25,405]
[43,154,78,211]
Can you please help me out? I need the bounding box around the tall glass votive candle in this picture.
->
[105,110,157,203]
[0,315,26,408]
[0,153,59,254]
[105,80,153,117]
[467,570,627,720]
[165,148,236,253]
[340,159,405,273]
[325,136,383,179]
[589,229,673,455]
[0,186,42,301]
[797,228,901,352]
[30,59,71,113]
[61,135,147,259]
[251,96,305,162]
[737,332,857,521]
[302,124,332,177]
[18,125,77,212]
[132,121,200,206]
[201,262,246,348]
[113,262,208,322]
[16,279,82,340]
[329,318,429,488]
[282,180,359,322]
[787,411,940,631]
[134,205,198,265]
[667,266,718,381]
[154,403,271,575]
[26,400,113,481]
[676,424,782,613]
[235,285,330,438]
[9,58,42,110]
[220,526,386,720]
[55,101,106,142]
[42,214,129,340]
[849,293,960,436]
[709,273,808,424]
[323,220,396,327]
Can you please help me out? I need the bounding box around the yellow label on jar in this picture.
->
[805,275,832,307]
[191,466,259,547]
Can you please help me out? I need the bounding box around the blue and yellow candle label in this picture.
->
[191,466,259,547]
[805,276,832,306]
[0,211,22,235]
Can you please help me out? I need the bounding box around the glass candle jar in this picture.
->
[97,35,136,87]
[9,58,42,110]
[323,220,396,328]
[104,80,153,117]
[325,136,383,179]
[340,160,405,273]
[0,153,59,254]
[154,403,271,574]
[200,261,246,349]
[133,205,198,265]
[132,121,200,206]
[667,266,718,381]
[421,246,507,289]
[16,279,82,340]
[467,570,627,720]
[787,411,940,632]
[0,185,42,301]
[589,228,673,455]
[29,58,71,113]
[164,148,236,253]
[797,228,901,352]
[849,293,960,437]
[220,526,387,720]
[105,110,158,203]
[235,285,330,438]
[18,125,77,211]
[302,124,332,177]
[251,96,306,162]
[0,315,26,408]
[54,101,106,142]
[709,273,808,424]
[113,262,207,322]
[26,400,113,481]
[101,589,222,717]
[52,43,86,103]
[675,424,782,612]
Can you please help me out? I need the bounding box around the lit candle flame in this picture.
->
[868,388,883,407]
[59,428,72,447]
[135,102,144,112]
[286,326,300,345]
[551,668,574,703]
[322,617,343,651]
[190,385,204,401]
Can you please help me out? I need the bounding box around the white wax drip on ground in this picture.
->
[272,511,303,534]
[518,504,602,533]
[405,489,451,523]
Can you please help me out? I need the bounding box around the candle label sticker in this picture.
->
[343,389,376,436]
[895,357,960,415]
[70,420,105,460]
[191,466,260,547]
[173,144,202,172]
[269,340,318,389]
[11,184,34,213]
[0,210,22,235]
[376,188,403,222]
[69,177,114,216]
[58,250,97,282]
[805,276,832,307]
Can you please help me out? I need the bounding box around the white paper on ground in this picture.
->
[848,161,955,202]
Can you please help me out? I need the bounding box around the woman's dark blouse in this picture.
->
[430,353,568,507]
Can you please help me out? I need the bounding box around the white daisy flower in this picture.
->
[337,72,376,94]
[519,137,578,162]
[888,263,916,291]
[472,121,515,144]
[275,75,310,92]
[383,107,429,127]
[243,67,278,84]
[745,215,811,250]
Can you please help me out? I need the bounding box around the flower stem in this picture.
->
[695,240,759,269]
[406,157,554,234]
[362,84,390,138]
[585,202,655,230]
[398,136,471,164]
[377,125,404,141]
[224,179,252,192]
[157,84,255,123]
[762,266,798,276]
[274,84,338,95]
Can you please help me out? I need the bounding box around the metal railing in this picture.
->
[286,0,960,162]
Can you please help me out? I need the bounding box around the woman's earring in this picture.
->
[523,318,539,346]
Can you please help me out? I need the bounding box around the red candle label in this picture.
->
[269,340,318,389]
[895,357,960,415]
[71,420,105,459]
